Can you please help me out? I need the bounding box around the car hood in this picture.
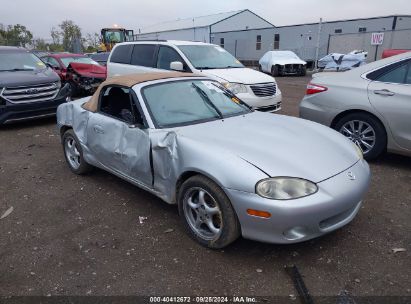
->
[201,67,275,84]
[68,63,107,78]
[0,68,59,87]
[173,112,359,183]
[270,58,307,65]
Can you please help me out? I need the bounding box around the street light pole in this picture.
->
[193,18,195,41]
[314,17,323,70]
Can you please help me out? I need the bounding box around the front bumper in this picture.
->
[72,75,105,94]
[225,159,370,244]
[0,84,71,124]
[239,91,282,112]
[279,64,305,75]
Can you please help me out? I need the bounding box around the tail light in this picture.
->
[306,83,328,95]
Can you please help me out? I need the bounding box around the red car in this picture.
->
[381,49,410,59]
[42,53,107,96]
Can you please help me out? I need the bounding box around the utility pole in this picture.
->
[193,18,195,41]
[314,17,323,70]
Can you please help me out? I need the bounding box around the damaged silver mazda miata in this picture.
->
[57,72,370,248]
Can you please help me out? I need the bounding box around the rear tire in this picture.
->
[178,175,241,249]
[62,129,93,174]
[334,113,387,160]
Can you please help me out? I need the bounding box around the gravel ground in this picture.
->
[0,75,410,298]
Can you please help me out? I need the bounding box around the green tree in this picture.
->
[48,26,64,52]
[0,24,6,45]
[84,32,100,52]
[50,27,61,45]
[0,23,33,46]
[59,20,82,52]
[48,43,64,52]
[33,38,48,51]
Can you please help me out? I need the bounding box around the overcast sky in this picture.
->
[0,0,410,39]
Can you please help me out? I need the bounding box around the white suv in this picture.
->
[107,40,282,112]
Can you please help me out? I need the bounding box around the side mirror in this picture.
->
[170,61,184,71]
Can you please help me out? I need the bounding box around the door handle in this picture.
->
[374,89,395,96]
[93,125,104,134]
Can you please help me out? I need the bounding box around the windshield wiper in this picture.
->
[224,66,243,68]
[211,83,253,112]
[0,68,35,72]
[191,82,223,119]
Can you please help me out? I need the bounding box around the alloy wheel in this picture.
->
[340,120,376,154]
[64,136,81,170]
[183,187,223,240]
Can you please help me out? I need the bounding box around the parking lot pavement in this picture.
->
[0,75,410,297]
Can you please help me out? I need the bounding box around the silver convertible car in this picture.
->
[57,72,370,248]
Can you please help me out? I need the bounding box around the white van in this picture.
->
[107,40,282,112]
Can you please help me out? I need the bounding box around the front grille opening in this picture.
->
[283,64,303,73]
[319,204,358,230]
[1,83,59,104]
[250,83,277,97]
[256,102,282,112]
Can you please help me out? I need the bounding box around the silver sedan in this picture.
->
[57,72,370,248]
[300,52,411,160]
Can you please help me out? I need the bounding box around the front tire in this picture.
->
[68,81,79,97]
[178,175,241,249]
[271,65,279,77]
[62,129,92,174]
[300,65,307,76]
[334,113,387,160]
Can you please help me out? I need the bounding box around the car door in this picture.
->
[129,44,158,73]
[86,85,153,186]
[367,59,411,150]
[107,44,134,77]
[155,45,190,72]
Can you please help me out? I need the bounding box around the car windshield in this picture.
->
[178,45,244,69]
[0,51,47,72]
[103,30,125,43]
[60,56,99,67]
[142,80,251,128]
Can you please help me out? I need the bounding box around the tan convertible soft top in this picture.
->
[83,72,203,112]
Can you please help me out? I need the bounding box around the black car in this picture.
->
[0,46,70,124]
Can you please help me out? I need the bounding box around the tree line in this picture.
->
[0,20,100,53]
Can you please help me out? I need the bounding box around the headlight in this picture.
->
[223,82,247,94]
[256,177,318,200]
[353,143,363,160]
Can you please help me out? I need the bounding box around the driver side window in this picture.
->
[99,86,144,126]
[156,46,188,71]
